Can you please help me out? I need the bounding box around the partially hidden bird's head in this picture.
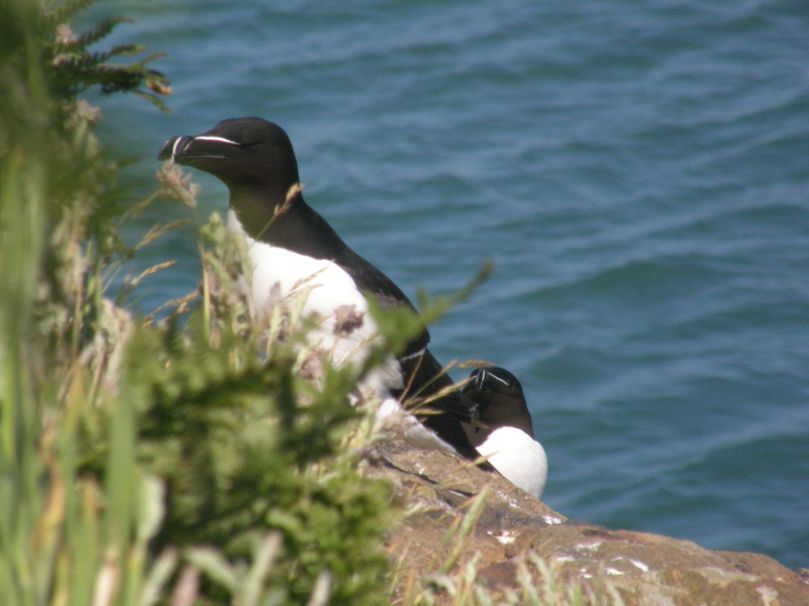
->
[462,367,534,438]
[159,117,300,211]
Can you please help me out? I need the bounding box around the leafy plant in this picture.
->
[2,1,392,604]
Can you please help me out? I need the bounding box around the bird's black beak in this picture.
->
[158,134,238,164]
[458,375,483,418]
[158,135,193,162]
[473,368,488,390]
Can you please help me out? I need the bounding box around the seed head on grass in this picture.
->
[156,161,199,208]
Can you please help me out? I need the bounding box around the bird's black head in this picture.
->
[462,367,534,438]
[158,117,300,212]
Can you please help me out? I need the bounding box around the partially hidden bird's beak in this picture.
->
[158,134,238,163]
[474,368,488,391]
[158,135,193,161]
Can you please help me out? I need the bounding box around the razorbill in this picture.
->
[462,367,548,498]
[158,117,480,459]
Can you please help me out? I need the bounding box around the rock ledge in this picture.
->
[365,437,809,605]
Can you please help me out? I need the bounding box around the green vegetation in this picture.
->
[1,2,620,605]
[1,2,390,604]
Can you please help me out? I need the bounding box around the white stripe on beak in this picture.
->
[171,136,183,158]
[194,135,239,145]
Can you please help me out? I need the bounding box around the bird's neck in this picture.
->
[228,186,347,260]
[227,186,281,240]
[227,180,309,238]
[482,406,534,439]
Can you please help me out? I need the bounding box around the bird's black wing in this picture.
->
[337,248,432,357]
[279,202,432,356]
[291,205,486,462]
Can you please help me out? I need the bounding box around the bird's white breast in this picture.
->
[476,426,548,499]
[227,210,402,397]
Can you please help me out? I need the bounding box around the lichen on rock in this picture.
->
[365,435,809,605]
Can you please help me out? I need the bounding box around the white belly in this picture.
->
[476,426,548,499]
[228,210,403,398]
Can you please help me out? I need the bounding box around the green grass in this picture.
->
[1,2,390,604]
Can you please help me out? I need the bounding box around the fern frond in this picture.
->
[53,17,132,51]
[41,2,171,108]
[98,44,146,60]
[133,90,170,112]
[44,0,97,28]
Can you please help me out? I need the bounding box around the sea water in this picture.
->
[89,1,809,568]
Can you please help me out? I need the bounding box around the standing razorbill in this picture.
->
[462,367,548,498]
[158,117,480,459]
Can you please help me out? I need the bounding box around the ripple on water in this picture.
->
[94,0,809,568]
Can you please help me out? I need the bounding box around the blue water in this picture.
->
[89,1,809,569]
